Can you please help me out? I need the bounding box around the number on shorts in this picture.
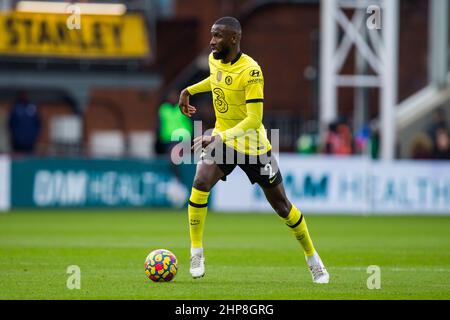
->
[264,163,275,178]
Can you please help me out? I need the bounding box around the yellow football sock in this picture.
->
[188,187,210,249]
[283,205,316,257]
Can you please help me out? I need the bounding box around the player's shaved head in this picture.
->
[213,16,242,35]
[210,16,242,62]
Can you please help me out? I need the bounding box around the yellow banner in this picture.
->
[0,12,150,58]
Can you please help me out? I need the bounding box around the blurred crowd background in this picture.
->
[0,0,449,161]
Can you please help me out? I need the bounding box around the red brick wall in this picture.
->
[152,18,200,85]
[84,88,160,143]
[242,4,320,119]
[175,0,227,47]
[398,0,429,102]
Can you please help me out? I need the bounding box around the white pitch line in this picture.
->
[333,266,450,272]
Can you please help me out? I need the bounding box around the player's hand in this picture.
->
[179,89,197,118]
[192,135,222,153]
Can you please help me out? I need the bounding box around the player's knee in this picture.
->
[271,200,291,218]
[192,177,211,192]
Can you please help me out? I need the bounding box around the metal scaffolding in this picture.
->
[320,0,399,160]
[320,0,450,160]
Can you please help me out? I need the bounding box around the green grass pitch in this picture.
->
[0,210,449,300]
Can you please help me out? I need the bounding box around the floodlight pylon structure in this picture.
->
[319,0,399,161]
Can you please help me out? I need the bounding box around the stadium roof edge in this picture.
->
[0,71,162,113]
[0,71,161,89]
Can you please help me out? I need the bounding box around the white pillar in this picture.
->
[429,0,448,88]
[320,0,338,139]
[354,21,368,133]
[380,0,399,161]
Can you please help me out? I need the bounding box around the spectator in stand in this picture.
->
[296,133,317,154]
[155,89,193,157]
[432,127,450,160]
[155,89,192,207]
[410,132,433,160]
[324,119,353,155]
[427,107,448,142]
[8,91,41,155]
[354,124,371,155]
[369,119,380,159]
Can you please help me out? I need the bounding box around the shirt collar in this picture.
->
[230,51,242,65]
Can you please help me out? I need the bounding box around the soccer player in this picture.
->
[178,16,329,284]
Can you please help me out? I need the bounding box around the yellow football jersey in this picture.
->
[187,52,272,155]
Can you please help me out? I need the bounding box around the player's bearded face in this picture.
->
[212,44,230,60]
[210,25,232,60]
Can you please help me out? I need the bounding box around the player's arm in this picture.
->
[179,76,211,117]
[218,68,264,142]
[194,97,263,152]
[186,76,212,95]
[192,101,263,152]
[218,102,263,142]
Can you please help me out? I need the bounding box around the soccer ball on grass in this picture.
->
[144,249,178,282]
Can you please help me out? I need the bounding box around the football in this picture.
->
[144,249,178,282]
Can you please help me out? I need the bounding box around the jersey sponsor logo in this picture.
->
[249,69,261,77]
[216,70,222,82]
[247,78,263,85]
[225,75,233,85]
[213,88,229,113]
